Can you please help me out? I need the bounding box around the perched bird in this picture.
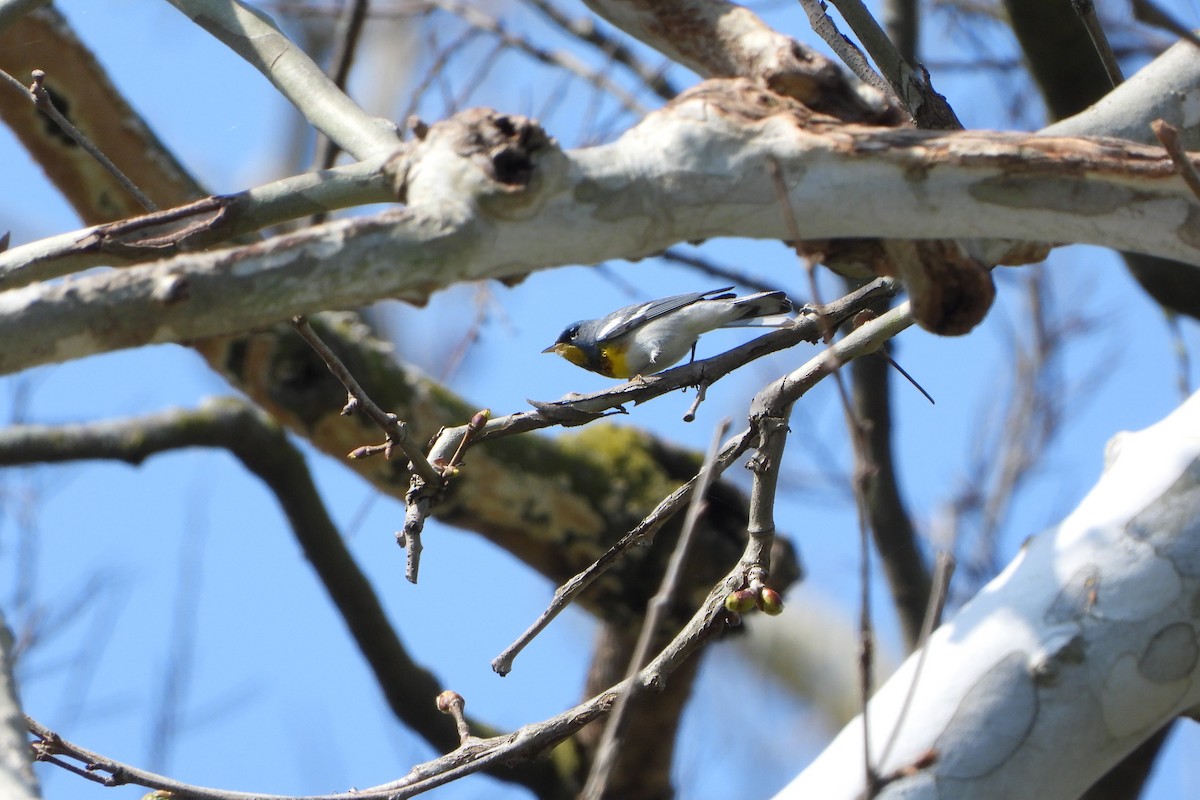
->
[543,286,794,378]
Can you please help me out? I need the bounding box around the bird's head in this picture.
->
[543,322,597,370]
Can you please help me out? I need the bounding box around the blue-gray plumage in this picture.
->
[543,287,793,378]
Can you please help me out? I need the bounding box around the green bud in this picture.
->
[758,587,784,615]
[724,589,758,613]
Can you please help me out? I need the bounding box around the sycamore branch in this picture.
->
[163,0,400,159]
[777,390,1200,799]
[3,78,1200,375]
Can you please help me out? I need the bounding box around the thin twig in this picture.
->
[520,0,679,101]
[292,316,442,485]
[1130,0,1200,49]
[27,305,915,800]
[681,378,709,422]
[796,0,892,98]
[659,248,787,295]
[881,352,935,404]
[1152,118,1200,202]
[20,69,157,211]
[771,158,881,795]
[491,427,756,676]
[1073,0,1125,86]
[296,0,374,228]
[826,0,962,128]
[400,26,484,127]
[464,278,898,446]
[843,294,931,650]
[311,0,372,202]
[435,691,473,747]
[883,0,918,64]
[293,314,445,583]
[582,419,731,800]
[876,552,955,773]
[427,0,649,117]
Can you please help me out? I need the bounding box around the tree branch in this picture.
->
[579,0,902,123]
[163,0,400,159]
[0,0,46,33]
[0,156,393,289]
[777,390,1200,799]
[0,613,39,800]
[5,79,1200,374]
[825,0,961,128]
[0,399,575,797]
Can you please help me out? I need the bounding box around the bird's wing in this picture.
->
[594,287,733,342]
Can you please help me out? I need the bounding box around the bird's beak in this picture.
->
[542,343,565,354]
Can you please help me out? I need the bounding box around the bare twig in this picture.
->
[520,0,679,101]
[796,0,892,97]
[659,248,787,295]
[292,316,442,484]
[842,293,932,651]
[876,552,955,774]
[1152,118,1200,202]
[427,0,650,117]
[435,691,473,747]
[0,400,568,794]
[17,69,157,211]
[308,0,372,227]
[293,315,467,584]
[491,427,755,675]
[825,0,962,128]
[1073,0,1125,86]
[582,419,731,800]
[460,278,898,448]
[880,352,934,404]
[681,377,710,422]
[1130,0,1200,49]
[314,0,371,167]
[772,159,885,795]
[883,0,918,63]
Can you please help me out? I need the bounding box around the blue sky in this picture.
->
[4,1,1200,798]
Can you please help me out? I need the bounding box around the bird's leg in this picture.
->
[683,370,710,422]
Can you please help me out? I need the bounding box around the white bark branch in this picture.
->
[0,154,394,288]
[0,614,39,800]
[163,0,400,159]
[1043,35,1200,150]
[1,79,1198,376]
[776,390,1200,799]
[580,0,898,123]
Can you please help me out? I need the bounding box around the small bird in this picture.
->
[543,286,794,378]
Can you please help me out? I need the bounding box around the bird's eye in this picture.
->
[559,323,582,343]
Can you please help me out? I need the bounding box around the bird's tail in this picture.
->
[722,291,794,327]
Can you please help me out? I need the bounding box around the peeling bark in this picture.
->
[3,79,1199,375]
[777,391,1200,799]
